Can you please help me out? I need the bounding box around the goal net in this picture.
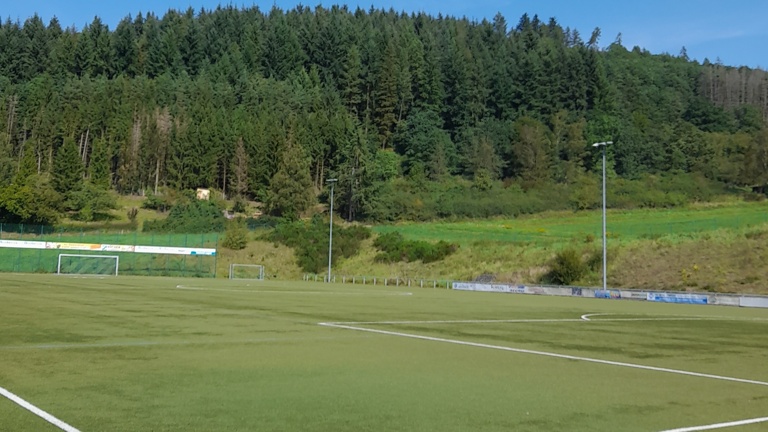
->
[57,254,119,276]
[229,264,265,280]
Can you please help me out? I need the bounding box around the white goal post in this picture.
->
[229,264,265,280]
[57,254,119,276]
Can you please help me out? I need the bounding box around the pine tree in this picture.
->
[88,136,111,188]
[374,38,398,148]
[230,137,249,198]
[339,45,363,116]
[267,129,315,219]
[53,137,84,194]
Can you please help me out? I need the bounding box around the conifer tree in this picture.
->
[267,129,315,219]
[53,137,84,194]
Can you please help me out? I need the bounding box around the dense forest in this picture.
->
[1,5,767,226]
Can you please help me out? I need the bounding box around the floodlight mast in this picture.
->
[591,141,613,292]
[326,178,338,283]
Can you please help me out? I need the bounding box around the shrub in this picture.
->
[246,215,283,230]
[143,199,225,233]
[546,248,586,285]
[231,196,249,213]
[222,218,249,250]
[142,192,173,212]
[585,248,603,272]
[268,217,371,273]
[127,207,139,230]
[372,231,458,263]
[743,192,766,202]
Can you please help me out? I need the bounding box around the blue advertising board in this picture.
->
[646,292,708,304]
[594,290,621,299]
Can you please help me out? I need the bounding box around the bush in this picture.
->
[545,248,586,285]
[127,207,139,230]
[222,218,249,250]
[142,192,173,212]
[67,183,118,221]
[143,199,226,233]
[373,231,458,263]
[246,215,282,230]
[232,196,249,213]
[268,217,371,273]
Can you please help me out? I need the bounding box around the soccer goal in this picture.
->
[57,254,119,276]
[229,264,265,280]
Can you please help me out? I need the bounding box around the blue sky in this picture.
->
[4,1,767,69]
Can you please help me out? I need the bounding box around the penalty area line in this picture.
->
[659,416,768,432]
[0,386,81,432]
[318,323,768,388]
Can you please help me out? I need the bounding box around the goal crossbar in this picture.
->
[229,264,265,280]
[57,254,119,276]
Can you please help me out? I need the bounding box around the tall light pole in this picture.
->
[326,178,337,283]
[591,141,613,292]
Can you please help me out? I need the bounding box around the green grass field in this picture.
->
[373,201,768,245]
[1,274,767,431]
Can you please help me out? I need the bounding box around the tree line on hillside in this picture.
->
[0,5,767,226]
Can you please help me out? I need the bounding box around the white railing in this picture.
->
[302,274,768,308]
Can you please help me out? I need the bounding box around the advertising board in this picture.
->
[739,296,768,308]
[594,290,622,299]
[452,282,526,294]
[646,292,708,305]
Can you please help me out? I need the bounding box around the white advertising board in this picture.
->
[0,239,46,249]
[452,282,526,294]
[0,239,214,256]
[739,296,768,308]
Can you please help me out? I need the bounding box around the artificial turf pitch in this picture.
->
[0,273,766,432]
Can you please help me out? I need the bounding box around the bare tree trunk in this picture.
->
[81,129,90,179]
[154,158,160,194]
[6,95,16,148]
[222,163,227,197]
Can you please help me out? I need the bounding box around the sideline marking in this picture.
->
[175,285,413,296]
[659,416,768,431]
[318,322,768,387]
[342,317,726,325]
[0,386,81,432]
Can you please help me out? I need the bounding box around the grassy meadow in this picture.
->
[337,201,768,293]
[1,274,767,432]
[372,201,768,245]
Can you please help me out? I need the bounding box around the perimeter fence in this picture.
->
[0,223,218,277]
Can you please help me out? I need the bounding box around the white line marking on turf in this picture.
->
[175,285,413,296]
[0,386,81,432]
[318,323,768,387]
[659,416,768,431]
[338,317,730,325]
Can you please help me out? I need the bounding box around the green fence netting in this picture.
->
[0,224,218,277]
